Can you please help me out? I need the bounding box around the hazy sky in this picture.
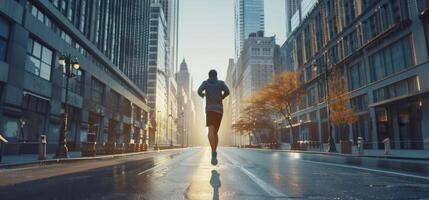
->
[178,0,286,89]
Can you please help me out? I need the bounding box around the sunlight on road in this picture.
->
[185,148,225,200]
[288,152,301,160]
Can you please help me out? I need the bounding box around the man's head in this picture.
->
[209,69,217,78]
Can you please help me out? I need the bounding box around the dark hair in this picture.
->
[209,69,217,78]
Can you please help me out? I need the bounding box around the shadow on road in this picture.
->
[210,170,221,200]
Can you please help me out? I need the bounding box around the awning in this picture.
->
[369,89,429,108]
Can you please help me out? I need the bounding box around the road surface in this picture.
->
[1,147,429,199]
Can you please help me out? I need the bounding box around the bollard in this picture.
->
[383,137,390,155]
[357,137,364,155]
[39,135,47,160]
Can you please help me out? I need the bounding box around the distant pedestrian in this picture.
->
[197,69,230,165]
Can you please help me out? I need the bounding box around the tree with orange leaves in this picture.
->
[327,69,358,141]
[248,71,303,144]
[232,102,273,146]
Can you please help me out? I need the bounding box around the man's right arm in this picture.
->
[221,81,230,99]
[197,81,206,98]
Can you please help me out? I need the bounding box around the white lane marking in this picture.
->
[221,151,290,199]
[301,160,429,181]
[137,149,199,175]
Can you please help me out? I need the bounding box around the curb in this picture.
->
[0,147,188,169]
[244,148,429,161]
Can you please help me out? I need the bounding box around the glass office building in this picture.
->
[234,0,265,59]
[0,0,151,155]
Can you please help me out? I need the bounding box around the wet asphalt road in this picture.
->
[1,147,429,200]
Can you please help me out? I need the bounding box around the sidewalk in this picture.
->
[0,147,188,168]
[1,151,82,166]
[253,144,429,161]
[352,149,429,160]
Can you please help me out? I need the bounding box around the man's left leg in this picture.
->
[208,125,218,152]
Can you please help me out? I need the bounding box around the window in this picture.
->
[347,62,367,90]
[370,37,413,82]
[2,116,19,138]
[373,77,418,102]
[110,90,120,112]
[91,78,105,105]
[0,17,9,61]
[351,94,368,112]
[307,87,316,107]
[251,48,260,56]
[23,94,50,114]
[262,48,271,56]
[26,39,53,80]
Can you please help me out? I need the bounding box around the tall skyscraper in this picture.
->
[147,3,169,145]
[150,0,180,75]
[234,0,265,59]
[285,0,302,38]
[148,0,180,146]
[0,0,151,154]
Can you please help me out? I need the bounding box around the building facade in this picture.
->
[234,0,265,59]
[175,59,197,146]
[281,0,429,150]
[218,59,235,146]
[147,3,170,146]
[0,0,151,154]
[147,1,180,147]
[230,34,277,145]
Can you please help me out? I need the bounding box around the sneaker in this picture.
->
[211,151,218,165]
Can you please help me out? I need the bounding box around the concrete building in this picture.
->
[191,90,206,146]
[234,0,265,59]
[148,1,180,147]
[219,59,235,146]
[147,3,170,146]
[285,0,302,39]
[231,33,277,145]
[175,59,195,146]
[0,0,151,154]
[280,0,429,151]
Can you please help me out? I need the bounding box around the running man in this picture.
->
[197,69,230,165]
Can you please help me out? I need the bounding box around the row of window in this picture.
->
[288,0,408,71]
[373,76,418,102]
[250,47,272,56]
[0,16,10,62]
[28,2,141,98]
[369,36,414,82]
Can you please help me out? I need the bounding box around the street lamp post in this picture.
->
[314,63,337,153]
[156,110,160,150]
[55,54,80,158]
[168,114,173,147]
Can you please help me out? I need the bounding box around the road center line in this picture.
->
[301,159,429,181]
[221,151,290,199]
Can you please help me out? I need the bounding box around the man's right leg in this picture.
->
[208,125,218,152]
